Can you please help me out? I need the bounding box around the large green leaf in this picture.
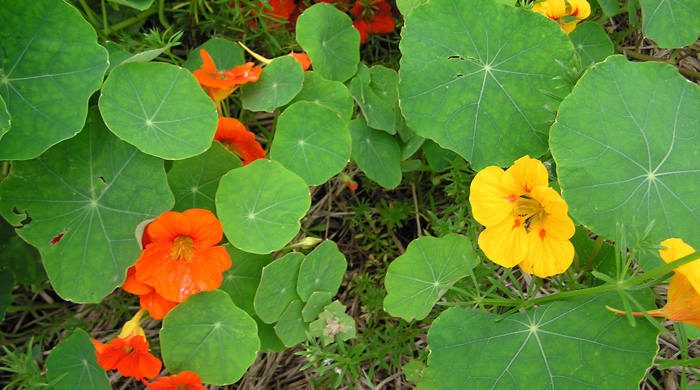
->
[0,268,13,322]
[428,292,659,389]
[297,241,347,301]
[167,141,242,214]
[641,0,700,48]
[99,62,218,160]
[296,3,360,83]
[349,119,402,189]
[219,244,274,317]
[161,290,260,386]
[0,0,108,160]
[398,0,575,170]
[0,108,174,302]
[384,234,478,321]
[568,22,614,66]
[0,95,9,140]
[241,56,304,113]
[254,252,304,323]
[350,76,396,134]
[274,299,307,347]
[550,56,700,250]
[284,71,355,121]
[216,159,311,254]
[45,329,111,390]
[0,216,45,285]
[271,102,351,186]
[182,38,245,73]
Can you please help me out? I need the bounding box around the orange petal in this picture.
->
[478,217,528,268]
[193,69,237,89]
[199,49,218,75]
[146,212,192,243]
[182,209,224,249]
[289,52,311,71]
[139,290,179,320]
[191,246,233,292]
[123,267,153,295]
[662,273,700,328]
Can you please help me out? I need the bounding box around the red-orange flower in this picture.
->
[193,49,262,113]
[92,334,162,380]
[134,209,232,303]
[123,267,179,320]
[262,0,296,23]
[351,0,395,44]
[143,371,207,390]
[215,117,266,166]
[289,52,312,71]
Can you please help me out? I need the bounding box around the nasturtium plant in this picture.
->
[384,234,479,321]
[349,119,402,189]
[550,56,700,251]
[255,316,287,353]
[568,22,614,66]
[219,244,274,317]
[161,290,259,386]
[640,0,700,48]
[182,38,245,73]
[0,0,109,161]
[297,240,347,301]
[296,3,360,83]
[274,299,307,347]
[0,108,174,302]
[428,292,660,389]
[350,74,396,134]
[241,56,304,112]
[100,62,219,160]
[167,141,242,214]
[254,252,304,323]
[398,0,575,170]
[45,329,110,390]
[284,71,355,121]
[302,291,333,322]
[216,159,311,254]
[271,102,352,186]
[422,139,458,172]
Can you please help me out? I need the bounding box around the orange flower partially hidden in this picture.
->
[608,239,700,328]
[469,156,575,278]
[289,52,312,71]
[134,209,232,302]
[351,0,395,44]
[532,0,591,34]
[215,117,266,166]
[123,267,179,320]
[143,371,207,390]
[92,319,162,382]
[193,49,262,113]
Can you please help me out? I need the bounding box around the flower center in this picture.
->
[171,235,195,262]
[220,140,244,159]
[177,385,189,390]
[513,196,546,232]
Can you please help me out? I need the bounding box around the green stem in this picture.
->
[615,45,700,80]
[75,0,108,40]
[100,0,110,35]
[110,8,158,32]
[158,0,171,29]
[578,235,604,276]
[6,303,66,312]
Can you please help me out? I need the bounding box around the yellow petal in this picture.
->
[519,229,574,278]
[560,20,579,34]
[660,238,700,293]
[567,0,591,19]
[469,166,517,227]
[502,155,549,195]
[531,186,575,240]
[478,217,528,268]
[532,0,567,20]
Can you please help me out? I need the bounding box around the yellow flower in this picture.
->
[469,156,575,278]
[532,0,591,34]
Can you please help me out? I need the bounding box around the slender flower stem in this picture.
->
[159,0,171,29]
[110,9,158,32]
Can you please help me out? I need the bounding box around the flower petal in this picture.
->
[469,166,517,227]
[519,229,574,278]
[199,49,218,75]
[660,238,700,293]
[502,155,549,195]
[530,186,575,240]
[191,246,233,292]
[123,267,153,295]
[478,217,528,268]
[182,209,223,249]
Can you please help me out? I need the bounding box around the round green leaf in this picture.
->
[161,290,260,386]
[0,0,109,160]
[182,38,246,73]
[297,241,347,301]
[422,139,458,172]
[271,102,351,186]
[350,75,396,134]
[45,329,110,390]
[369,66,399,106]
[296,3,360,83]
[568,22,614,66]
[428,292,659,389]
[349,119,402,189]
[0,216,45,285]
[0,268,13,322]
[384,234,478,321]
[168,141,242,214]
[254,252,304,323]
[398,0,575,170]
[219,244,274,317]
[285,71,355,121]
[274,300,307,347]
[216,159,311,254]
[302,291,333,322]
[254,315,286,353]
[550,56,700,249]
[0,108,174,303]
[99,62,218,160]
[241,56,304,113]
[396,0,428,16]
[641,0,700,48]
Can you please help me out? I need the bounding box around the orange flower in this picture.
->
[261,0,296,23]
[123,267,179,320]
[92,312,162,382]
[350,0,395,44]
[193,49,262,113]
[134,209,232,302]
[214,117,266,166]
[143,371,207,390]
[289,52,312,71]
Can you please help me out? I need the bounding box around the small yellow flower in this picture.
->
[532,0,591,34]
[469,156,575,278]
